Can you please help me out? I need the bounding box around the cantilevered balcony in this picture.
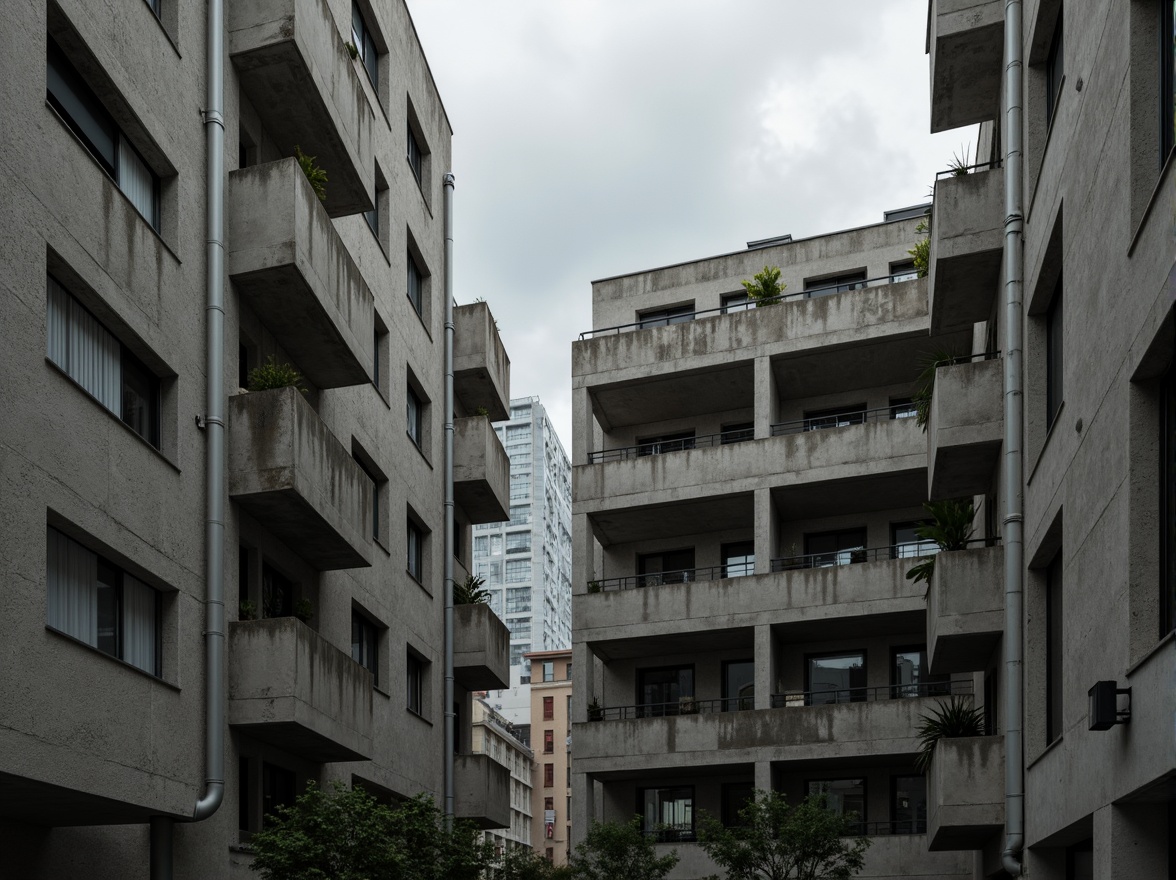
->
[454,753,510,829]
[453,416,510,524]
[228,0,374,216]
[229,387,373,570]
[928,735,1005,851]
[454,303,511,421]
[576,685,972,773]
[928,356,1003,499]
[928,544,1003,673]
[929,166,1004,330]
[928,0,1004,133]
[228,618,374,762]
[229,159,374,389]
[454,603,510,691]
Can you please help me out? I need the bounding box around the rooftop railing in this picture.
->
[770,403,917,436]
[578,272,916,340]
[587,427,754,464]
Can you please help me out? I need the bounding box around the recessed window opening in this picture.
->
[351,3,378,89]
[1046,11,1065,127]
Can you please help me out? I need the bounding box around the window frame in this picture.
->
[1046,10,1065,129]
[350,2,379,90]
[1045,553,1064,744]
[637,785,696,842]
[407,253,423,316]
[637,304,695,329]
[1046,278,1064,429]
[406,383,423,447]
[406,650,425,715]
[542,695,554,720]
[1163,359,1176,636]
[806,777,867,832]
[351,609,379,686]
[805,649,867,704]
[407,121,423,185]
[407,519,423,583]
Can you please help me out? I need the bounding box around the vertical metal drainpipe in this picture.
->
[151,0,225,875]
[443,172,457,823]
[1002,0,1025,874]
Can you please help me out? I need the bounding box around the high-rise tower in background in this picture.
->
[474,397,573,732]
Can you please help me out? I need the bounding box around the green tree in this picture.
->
[696,791,870,880]
[248,782,492,880]
[495,845,575,880]
[740,265,787,305]
[571,817,679,880]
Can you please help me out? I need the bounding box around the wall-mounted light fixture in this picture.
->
[1088,681,1132,731]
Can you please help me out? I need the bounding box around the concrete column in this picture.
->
[754,623,773,710]
[571,641,594,723]
[754,760,773,794]
[572,513,594,595]
[754,487,777,574]
[753,355,775,440]
[572,385,594,466]
[1094,801,1170,879]
[570,771,594,847]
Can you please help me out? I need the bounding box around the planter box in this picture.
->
[928,545,1004,674]
[928,357,1002,500]
[454,603,510,691]
[928,735,1005,851]
[929,167,1004,331]
[454,416,510,524]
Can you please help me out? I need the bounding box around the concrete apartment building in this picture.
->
[471,698,536,856]
[476,396,574,732]
[570,2,1176,879]
[0,0,514,875]
[569,213,977,880]
[528,649,574,866]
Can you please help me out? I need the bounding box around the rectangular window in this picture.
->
[721,422,754,444]
[47,39,160,230]
[637,665,694,716]
[1162,2,1176,162]
[506,531,531,554]
[803,403,867,431]
[407,384,423,446]
[636,431,695,456]
[806,651,866,704]
[721,291,754,314]
[509,504,532,525]
[808,778,866,832]
[890,397,918,419]
[261,562,293,618]
[1046,11,1065,127]
[891,776,927,834]
[638,786,694,841]
[407,651,424,715]
[47,527,161,676]
[351,611,378,686]
[543,695,554,720]
[543,660,555,682]
[47,275,161,448]
[407,255,423,315]
[407,122,423,184]
[805,272,866,298]
[543,729,554,753]
[804,527,868,567]
[505,560,530,583]
[351,2,379,89]
[637,304,694,328]
[355,459,380,541]
[891,521,938,559]
[721,541,755,578]
[722,659,755,711]
[543,763,554,787]
[1163,360,1176,635]
[1046,554,1064,743]
[1046,280,1064,429]
[721,782,754,827]
[364,173,380,237]
[407,520,423,582]
[637,548,695,587]
[261,763,297,828]
[890,645,951,698]
[890,260,918,283]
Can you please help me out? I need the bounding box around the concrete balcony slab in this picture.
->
[454,416,510,524]
[454,303,511,421]
[229,159,374,390]
[454,603,510,691]
[454,753,511,829]
[928,735,1004,851]
[228,618,374,762]
[228,0,374,216]
[929,0,1004,133]
[928,545,1003,674]
[928,357,1002,500]
[929,167,1004,331]
[229,387,373,570]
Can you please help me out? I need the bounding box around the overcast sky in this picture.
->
[405,1,973,452]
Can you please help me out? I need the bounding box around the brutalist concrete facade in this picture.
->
[0,0,512,874]
[927,0,1176,877]
[570,219,980,880]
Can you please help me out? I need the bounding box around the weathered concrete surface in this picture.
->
[229,159,374,389]
[927,735,1004,851]
[574,695,944,772]
[454,603,511,691]
[453,416,510,524]
[228,0,374,216]
[927,545,1003,674]
[454,302,511,421]
[927,357,1002,499]
[228,617,374,762]
[454,753,511,829]
[929,167,1004,330]
[229,387,373,570]
[928,0,1004,133]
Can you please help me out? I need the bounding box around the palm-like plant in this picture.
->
[915,696,986,772]
[911,347,962,430]
[741,265,787,306]
[454,573,490,605]
[909,219,931,278]
[905,498,975,585]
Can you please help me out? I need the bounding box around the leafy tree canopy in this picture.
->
[571,817,679,880]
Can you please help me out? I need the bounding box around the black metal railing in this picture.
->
[593,696,756,721]
[770,679,973,709]
[579,274,911,340]
[589,563,755,593]
[588,428,754,464]
[640,828,697,843]
[770,404,917,436]
[769,536,997,572]
[934,159,1002,180]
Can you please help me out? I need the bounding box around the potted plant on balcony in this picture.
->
[454,573,490,605]
[294,597,314,623]
[740,265,787,306]
[238,598,257,621]
[905,498,975,585]
[909,219,931,278]
[677,695,698,715]
[588,697,603,722]
[586,579,602,594]
[248,356,308,394]
[915,695,985,772]
[294,145,327,202]
[911,346,961,430]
